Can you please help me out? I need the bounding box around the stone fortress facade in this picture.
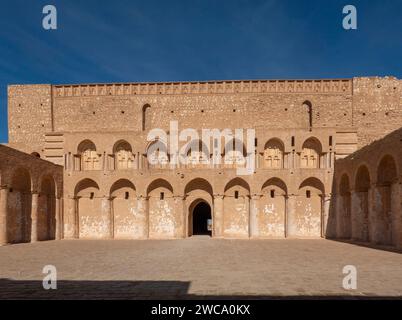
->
[0,77,401,248]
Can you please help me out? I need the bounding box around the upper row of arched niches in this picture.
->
[66,133,334,156]
[72,137,328,171]
[72,136,332,156]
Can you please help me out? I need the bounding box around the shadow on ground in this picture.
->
[327,238,402,254]
[0,279,401,300]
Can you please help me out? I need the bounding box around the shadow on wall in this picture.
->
[326,126,402,247]
[325,177,338,238]
[0,279,401,300]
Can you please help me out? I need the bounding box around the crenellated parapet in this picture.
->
[53,79,352,97]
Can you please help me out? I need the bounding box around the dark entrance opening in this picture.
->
[192,202,212,236]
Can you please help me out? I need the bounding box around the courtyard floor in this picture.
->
[0,238,401,299]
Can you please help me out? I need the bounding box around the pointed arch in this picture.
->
[261,177,287,195]
[113,140,135,170]
[300,138,322,169]
[77,140,100,171]
[147,178,174,195]
[184,139,210,168]
[110,179,136,198]
[263,139,285,169]
[77,140,96,154]
[223,138,246,169]
[224,177,250,194]
[355,165,371,192]
[184,178,213,196]
[74,178,100,197]
[377,155,397,186]
[299,177,325,194]
[146,139,169,169]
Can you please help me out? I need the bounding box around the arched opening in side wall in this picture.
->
[376,155,398,245]
[338,174,352,239]
[355,165,371,242]
[38,175,56,241]
[188,200,212,237]
[8,168,32,243]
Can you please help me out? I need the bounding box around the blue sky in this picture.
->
[0,0,401,143]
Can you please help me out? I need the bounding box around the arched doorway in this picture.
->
[189,201,212,237]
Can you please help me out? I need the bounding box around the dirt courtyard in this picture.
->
[0,238,401,299]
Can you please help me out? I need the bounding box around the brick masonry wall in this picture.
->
[7,85,53,154]
[5,76,402,243]
[51,93,353,132]
[7,77,402,152]
[352,77,402,147]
